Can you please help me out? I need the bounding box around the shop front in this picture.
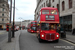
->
[60,15,72,31]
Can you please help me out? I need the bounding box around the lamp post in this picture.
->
[59,0,60,17]
[12,0,15,38]
[8,0,12,42]
[18,18,25,30]
[18,18,22,30]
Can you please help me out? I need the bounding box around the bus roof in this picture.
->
[31,21,37,22]
[41,7,57,10]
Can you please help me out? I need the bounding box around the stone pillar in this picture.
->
[72,0,75,29]
[72,13,75,29]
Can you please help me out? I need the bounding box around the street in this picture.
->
[19,30,75,50]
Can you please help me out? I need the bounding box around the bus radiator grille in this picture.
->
[46,34,55,41]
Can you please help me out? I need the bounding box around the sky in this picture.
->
[8,0,36,21]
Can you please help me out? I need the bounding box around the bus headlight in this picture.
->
[42,35,44,37]
[46,15,48,19]
[31,31,33,32]
[56,35,59,37]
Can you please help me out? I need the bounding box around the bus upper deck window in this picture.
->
[42,10,49,14]
[51,10,57,15]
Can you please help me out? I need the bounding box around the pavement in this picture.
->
[0,30,75,50]
[0,30,20,50]
[64,32,75,43]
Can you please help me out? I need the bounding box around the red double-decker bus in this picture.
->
[27,21,37,33]
[27,23,31,32]
[30,21,37,33]
[37,7,60,43]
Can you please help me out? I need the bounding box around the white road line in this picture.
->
[60,39,75,46]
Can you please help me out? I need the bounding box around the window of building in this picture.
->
[46,1,47,6]
[42,4,43,7]
[62,1,65,11]
[69,0,72,9]
[2,18,4,21]
[53,6,54,8]
[2,14,4,16]
[2,8,4,11]
[57,4,59,11]
[44,3,45,7]
[7,18,8,20]
[53,0,54,2]
[2,4,4,6]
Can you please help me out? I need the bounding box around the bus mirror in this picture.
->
[38,24,40,26]
[59,24,60,27]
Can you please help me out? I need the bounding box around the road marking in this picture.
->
[0,33,5,35]
[31,34,36,36]
[60,39,75,46]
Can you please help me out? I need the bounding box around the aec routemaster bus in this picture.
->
[27,21,37,33]
[27,23,31,32]
[37,7,60,43]
[30,21,37,33]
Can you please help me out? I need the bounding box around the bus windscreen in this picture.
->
[42,10,49,14]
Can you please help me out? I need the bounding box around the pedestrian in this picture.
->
[57,26,60,34]
[72,28,75,35]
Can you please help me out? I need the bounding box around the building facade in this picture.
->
[22,20,33,28]
[15,20,33,28]
[35,0,75,31]
[0,0,9,30]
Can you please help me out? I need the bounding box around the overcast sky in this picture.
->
[8,0,36,21]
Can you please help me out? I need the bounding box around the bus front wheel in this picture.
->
[55,39,59,43]
[38,35,43,43]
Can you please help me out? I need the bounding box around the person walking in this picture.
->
[72,28,75,35]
